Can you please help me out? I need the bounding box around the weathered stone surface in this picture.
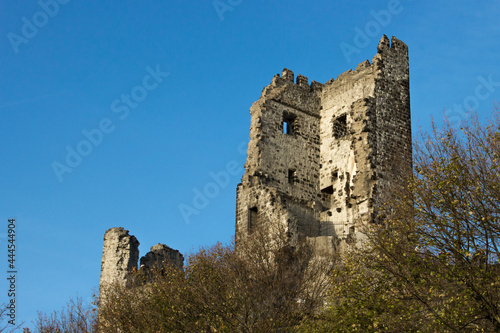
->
[236,35,412,252]
[140,243,184,270]
[100,229,184,291]
[100,227,140,288]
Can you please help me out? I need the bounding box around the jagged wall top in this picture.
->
[377,34,408,54]
[323,35,408,86]
[100,227,184,289]
[273,68,324,92]
[260,35,407,95]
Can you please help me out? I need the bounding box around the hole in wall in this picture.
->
[282,112,296,135]
[333,114,348,139]
[321,185,334,194]
[288,169,296,184]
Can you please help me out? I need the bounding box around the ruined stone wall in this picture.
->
[237,69,324,240]
[236,35,411,252]
[100,227,184,290]
[236,185,291,239]
[372,36,412,210]
[319,60,377,238]
[243,69,322,202]
[100,227,140,289]
[140,243,184,270]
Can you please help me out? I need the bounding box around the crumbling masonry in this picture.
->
[235,35,411,252]
[100,227,184,289]
[99,35,411,288]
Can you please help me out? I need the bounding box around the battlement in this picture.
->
[269,68,323,93]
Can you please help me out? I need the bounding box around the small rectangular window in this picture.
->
[283,121,290,134]
[282,113,296,135]
[288,169,296,184]
[248,207,258,232]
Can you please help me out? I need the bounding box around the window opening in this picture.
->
[248,207,258,232]
[288,169,296,184]
[333,114,347,139]
[321,185,334,194]
[282,114,296,135]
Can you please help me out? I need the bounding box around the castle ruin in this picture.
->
[235,35,411,252]
[99,227,184,289]
[99,35,411,288]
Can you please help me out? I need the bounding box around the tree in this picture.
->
[34,296,98,333]
[185,222,333,332]
[303,106,500,332]
[0,303,26,332]
[97,222,334,332]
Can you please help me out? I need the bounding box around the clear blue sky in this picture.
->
[1,0,499,329]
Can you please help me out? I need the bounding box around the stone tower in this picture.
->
[100,227,184,290]
[100,227,140,288]
[235,35,411,251]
